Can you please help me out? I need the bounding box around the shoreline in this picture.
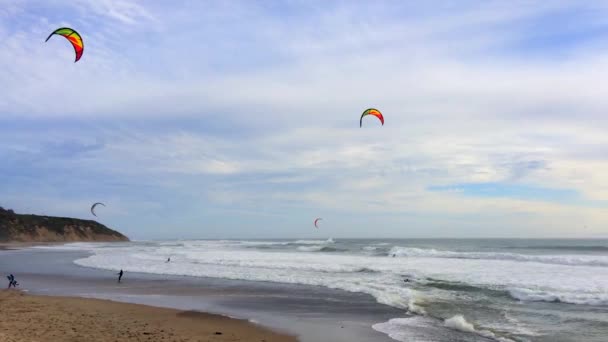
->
[0,241,72,250]
[0,289,297,342]
[0,247,398,342]
[2,236,608,341]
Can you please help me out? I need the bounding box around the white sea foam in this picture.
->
[444,315,475,332]
[58,240,608,311]
[389,247,608,267]
[31,239,608,311]
[239,241,291,246]
[72,244,420,311]
[373,316,514,342]
[487,313,541,338]
[297,245,325,252]
[407,298,427,315]
[508,287,608,305]
[38,239,608,342]
[444,315,515,342]
[294,238,334,245]
[372,317,429,342]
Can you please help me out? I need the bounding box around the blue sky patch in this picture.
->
[428,183,581,204]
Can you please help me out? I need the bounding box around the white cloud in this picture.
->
[1,1,608,237]
[73,0,155,25]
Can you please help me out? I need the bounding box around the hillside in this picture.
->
[0,207,129,243]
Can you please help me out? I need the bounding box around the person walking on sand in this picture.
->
[117,269,123,283]
[7,274,18,288]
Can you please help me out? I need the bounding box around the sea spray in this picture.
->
[445,315,515,342]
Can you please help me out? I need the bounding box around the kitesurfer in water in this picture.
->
[117,269,123,283]
[166,257,171,263]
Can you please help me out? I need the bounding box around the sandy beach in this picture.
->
[0,290,296,342]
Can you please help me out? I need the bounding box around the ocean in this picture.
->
[34,238,608,342]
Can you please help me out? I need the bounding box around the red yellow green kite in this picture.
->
[360,108,384,127]
[45,27,84,62]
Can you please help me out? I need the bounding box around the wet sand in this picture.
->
[0,242,64,250]
[0,290,297,342]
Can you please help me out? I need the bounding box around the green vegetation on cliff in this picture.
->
[0,207,129,242]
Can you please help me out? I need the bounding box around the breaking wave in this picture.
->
[508,287,608,306]
[296,245,345,253]
[444,315,514,342]
[389,246,608,267]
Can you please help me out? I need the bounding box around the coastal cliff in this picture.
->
[0,207,129,242]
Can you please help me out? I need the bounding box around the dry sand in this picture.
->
[0,290,297,342]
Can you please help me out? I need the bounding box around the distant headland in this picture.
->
[0,206,128,243]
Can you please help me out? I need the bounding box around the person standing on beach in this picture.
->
[117,269,123,283]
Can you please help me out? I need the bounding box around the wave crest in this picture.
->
[293,238,334,245]
[388,246,608,267]
[508,287,608,306]
[297,245,345,252]
[445,315,514,342]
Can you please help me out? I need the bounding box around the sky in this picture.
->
[1,0,608,239]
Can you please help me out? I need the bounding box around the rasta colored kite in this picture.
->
[45,27,84,62]
[314,218,322,228]
[91,202,105,217]
[360,108,384,127]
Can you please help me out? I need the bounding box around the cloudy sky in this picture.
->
[1,0,608,239]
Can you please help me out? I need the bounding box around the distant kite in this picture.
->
[360,108,384,127]
[314,218,322,228]
[45,27,84,62]
[90,202,105,217]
